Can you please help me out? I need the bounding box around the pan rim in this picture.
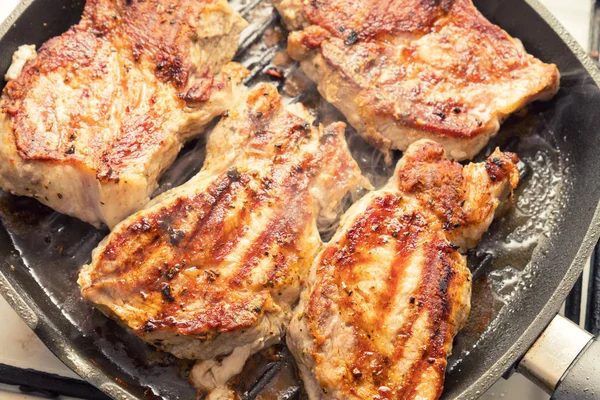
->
[0,0,599,399]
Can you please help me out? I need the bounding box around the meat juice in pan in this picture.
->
[0,0,573,398]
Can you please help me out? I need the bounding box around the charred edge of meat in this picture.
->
[485,153,518,182]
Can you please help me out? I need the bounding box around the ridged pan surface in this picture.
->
[1,0,600,399]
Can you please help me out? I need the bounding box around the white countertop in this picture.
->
[0,0,594,399]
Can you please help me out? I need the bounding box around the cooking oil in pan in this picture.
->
[447,112,571,374]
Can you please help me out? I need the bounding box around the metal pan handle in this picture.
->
[518,314,600,399]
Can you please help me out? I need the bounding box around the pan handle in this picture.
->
[517,314,600,399]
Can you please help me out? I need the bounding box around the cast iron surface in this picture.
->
[1,1,600,399]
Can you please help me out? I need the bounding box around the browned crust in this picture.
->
[2,28,107,162]
[485,150,520,185]
[287,0,560,141]
[1,0,242,182]
[82,0,217,88]
[303,0,454,42]
[396,140,467,230]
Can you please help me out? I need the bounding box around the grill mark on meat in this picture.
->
[400,237,454,399]
[207,183,264,264]
[379,213,421,314]
[98,171,238,273]
[201,157,316,270]
[229,158,315,286]
[264,194,312,283]
[208,102,323,273]
[228,198,307,286]
[308,196,432,392]
[371,225,430,391]
[176,176,242,254]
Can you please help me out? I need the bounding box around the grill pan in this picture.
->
[1,0,600,399]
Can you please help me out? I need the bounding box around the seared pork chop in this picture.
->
[274,0,559,162]
[0,0,247,228]
[287,140,519,399]
[78,83,367,398]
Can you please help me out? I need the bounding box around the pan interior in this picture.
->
[1,0,599,399]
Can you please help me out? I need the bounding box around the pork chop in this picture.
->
[0,0,248,228]
[287,139,519,399]
[274,0,559,162]
[78,83,367,398]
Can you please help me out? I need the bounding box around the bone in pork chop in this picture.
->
[287,139,519,399]
[78,83,367,398]
[273,0,559,162]
[0,0,247,228]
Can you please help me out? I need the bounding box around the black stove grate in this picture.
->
[585,243,600,335]
[590,0,600,63]
[0,364,109,400]
[563,241,600,335]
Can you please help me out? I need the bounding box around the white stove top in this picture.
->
[0,297,80,400]
[0,0,593,399]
